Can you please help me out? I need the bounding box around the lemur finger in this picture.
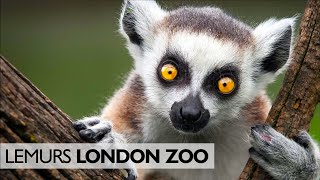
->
[250,125,274,154]
[73,116,100,131]
[73,121,87,131]
[79,121,112,142]
[249,147,270,168]
[79,129,96,142]
[293,131,312,149]
[294,131,320,163]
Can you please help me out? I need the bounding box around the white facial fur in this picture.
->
[120,0,295,134]
[137,31,258,128]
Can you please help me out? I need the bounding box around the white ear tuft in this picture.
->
[119,0,166,46]
[253,17,296,74]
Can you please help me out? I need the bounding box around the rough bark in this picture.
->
[239,0,320,179]
[0,56,124,179]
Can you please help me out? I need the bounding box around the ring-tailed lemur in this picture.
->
[73,1,320,179]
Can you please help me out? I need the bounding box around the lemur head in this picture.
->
[119,0,295,134]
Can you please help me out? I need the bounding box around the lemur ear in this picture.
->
[119,0,166,46]
[253,18,296,76]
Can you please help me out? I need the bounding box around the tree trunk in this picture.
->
[239,0,320,179]
[0,56,124,179]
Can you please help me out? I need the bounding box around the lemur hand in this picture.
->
[249,124,320,180]
[73,117,137,180]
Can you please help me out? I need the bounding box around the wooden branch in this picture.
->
[0,56,124,179]
[239,0,320,179]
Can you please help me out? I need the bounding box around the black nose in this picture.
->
[170,94,210,133]
[181,106,201,122]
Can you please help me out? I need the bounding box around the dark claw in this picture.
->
[256,124,264,129]
[251,124,271,136]
[249,147,255,153]
[73,122,86,131]
[252,124,267,130]
[79,128,108,142]
[293,131,310,149]
[249,147,260,157]
[126,169,137,180]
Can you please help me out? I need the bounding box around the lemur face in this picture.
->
[120,1,294,133]
[143,32,252,133]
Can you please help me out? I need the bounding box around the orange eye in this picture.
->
[161,64,178,81]
[217,77,235,94]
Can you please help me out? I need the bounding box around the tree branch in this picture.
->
[239,0,320,179]
[0,56,124,179]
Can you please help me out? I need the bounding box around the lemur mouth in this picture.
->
[169,94,210,133]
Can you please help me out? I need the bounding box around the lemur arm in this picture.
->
[72,73,144,179]
[73,72,144,143]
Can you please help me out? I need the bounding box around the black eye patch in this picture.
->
[202,64,240,98]
[157,51,191,87]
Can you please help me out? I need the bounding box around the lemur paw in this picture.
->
[73,117,137,180]
[73,117,113,142]
[249,125,320,180]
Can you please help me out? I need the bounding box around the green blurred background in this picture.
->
[1,0,319,140]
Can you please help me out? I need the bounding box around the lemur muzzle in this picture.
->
[170,94,210,133]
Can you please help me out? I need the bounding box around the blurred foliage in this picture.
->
[1,0,319,140]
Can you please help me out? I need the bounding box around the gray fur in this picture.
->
[250,125,320,180]
[161,7,253,45]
